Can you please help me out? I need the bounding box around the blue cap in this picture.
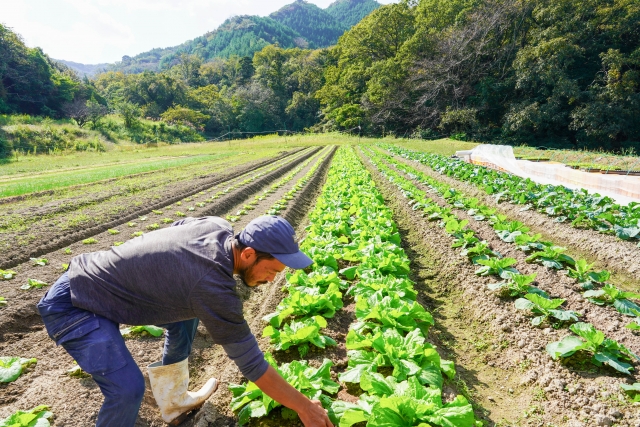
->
[236,216,313,269]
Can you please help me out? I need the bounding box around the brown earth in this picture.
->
[0,146,335,427]
[382,147,640,287]
[358,147,640,427]
[0,148,312,269]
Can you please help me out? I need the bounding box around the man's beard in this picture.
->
[234,264,253,301]
[234,276,252,301]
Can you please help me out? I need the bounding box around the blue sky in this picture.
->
[2,0,397,65]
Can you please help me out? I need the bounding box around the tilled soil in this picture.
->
[0,146,335,427]
[0,148,309,268]
[358,148,640,427]
[383,148,640,286]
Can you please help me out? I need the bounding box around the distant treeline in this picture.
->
[2,0,639,153]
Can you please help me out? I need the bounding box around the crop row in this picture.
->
[372,147,640,327]
[225,145,333,223]
[363,146,640,380]
[0,149,318,298]
[0,148,317,269]
[229,146,479,427]
[384,145,640,245]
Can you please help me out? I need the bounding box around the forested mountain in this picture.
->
[93,0,380,74]
[0,24,80,115]
[326,0,381,28]
[270,0,346,48]
[55,60,110,77]
[102,16,305,75]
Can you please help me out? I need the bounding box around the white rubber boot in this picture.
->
[147,359,218,425]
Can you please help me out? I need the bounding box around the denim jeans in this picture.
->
[37,273,199,427]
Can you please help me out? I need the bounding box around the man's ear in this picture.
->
[241,247,257,262]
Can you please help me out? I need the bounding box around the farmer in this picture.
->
[37,215,333,427]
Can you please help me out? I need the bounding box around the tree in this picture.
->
[86,98,109,129]
[62,98,90,127]
[115,101,141,129]
[161,105,210,128]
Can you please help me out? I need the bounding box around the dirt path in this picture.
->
[0,146,336,427]
[383,147,640,287]
[358,147,639,427]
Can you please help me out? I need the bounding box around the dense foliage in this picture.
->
[270,0,348,48]
[317,0,640,150]
[0,24,78,116]
[326,0,382,28]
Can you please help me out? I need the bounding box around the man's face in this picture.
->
[238,253,286,287]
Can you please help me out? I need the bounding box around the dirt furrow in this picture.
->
[359,148,639,427]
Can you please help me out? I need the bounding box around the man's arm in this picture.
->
[221,338,333,427]
[254,366,334,427]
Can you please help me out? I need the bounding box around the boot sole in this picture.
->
[167,380,219,426]
[168,406,201,426]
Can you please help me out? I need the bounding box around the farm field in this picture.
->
[1,139,639,427]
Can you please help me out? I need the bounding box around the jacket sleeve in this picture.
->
[221,334,270,382]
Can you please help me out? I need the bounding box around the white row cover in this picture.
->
[455,145,640,206]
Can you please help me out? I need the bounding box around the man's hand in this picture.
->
[298,399,333,427]
[254,366,334,427]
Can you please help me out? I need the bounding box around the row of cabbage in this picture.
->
[364,146,640,380]
[384,145,640,245]
[226,145,332,223]
[373,147,640,327]
[229,146,479,427]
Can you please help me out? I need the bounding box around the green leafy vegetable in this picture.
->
[487,273,548,298]
[333,375,475,427]
[229,354,338,425]
[0,357,37,383]
[120,325,164,337]
[263,316,336,357]
[620,383,640,402]
[0,405,53,427]
[474,257,519,279]
[263,283,344,328]
[583,284,640,316]
[546,322,640,375]
[515,293,579,326]
[526,245,575,269]
[0,269,16,280]
[20,279,48,290]
[30,258,48,266]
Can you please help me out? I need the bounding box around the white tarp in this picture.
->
[456,144,640,206]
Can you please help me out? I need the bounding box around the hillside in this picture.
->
[326,0,381,28]
[270,0,347,48]
[62,0,381,75]
[54,59,110,77]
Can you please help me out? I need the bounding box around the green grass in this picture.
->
[0,153,235,197]
[391,138,479,156]
[0,133,459,198]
